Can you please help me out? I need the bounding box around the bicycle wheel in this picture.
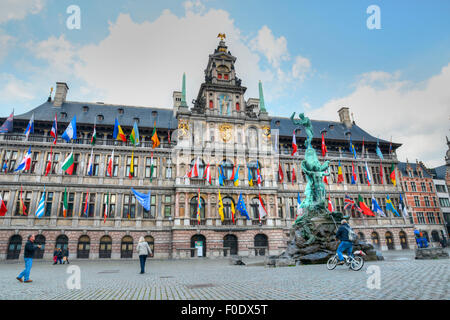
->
[326,255,337,270]
[350,256,364,271]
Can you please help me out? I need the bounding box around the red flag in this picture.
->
[292,166,296,185]
[379,161,384,184]
[323,174,328,185]
[50,113,57,144]
[321,133,327,157]
[278,163,284,183]
[358,195,375,217]
[0,193,7,216]
[328,193,334,212]
[107,150,114,177]
[291,130,298,156]
[20,186,27,216]
[45,147,52,176]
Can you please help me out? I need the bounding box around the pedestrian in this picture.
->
[136,236,153,274]
[16,235,41,283]
[63,248,70,264]
[56,248,63,264]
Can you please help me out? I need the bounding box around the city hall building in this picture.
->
[0,39,416,261]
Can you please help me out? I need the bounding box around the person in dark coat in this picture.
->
[335,219,354,264]
[53,248,58,264]
[62,248,70,264]
[56,248,63,264]
[17,235,41,283]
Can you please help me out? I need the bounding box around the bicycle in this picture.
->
[326,251,365,271]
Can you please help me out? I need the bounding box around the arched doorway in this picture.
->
[358,232,365,242]
[371,232,380,249]
[7,235,22,260]
[399,231,408,249]
[145,236,154,257]
[34,234,46,259]
[254,234,268,256]
[223,234,238,256]
[99,235,112,259]
[431,230,440,243]
[121,236,133,258]
[385,231,395,250]
[191,234,206,257]
[55,235,69,251]
[77,235,90,259]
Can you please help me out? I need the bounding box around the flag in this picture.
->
[15,147,32,172]
[365,161,372,186]
[292,166,296,186]
[107,150,114,177]
[376,139,384,160]
[386,195,399,217]
[24,114,34,141]
[203,163,212,185]
[344,195,357,211]
[258,193,267,222]
[399,194,409,217]
[218,191,224,222]
[351,161,357,184]
[131,188,151,211]
[321,132,327,157]
[149,152,155,182]
[187,157,200,178]
[296,193,303,218]
[61,116,77,142]
[63,187,68,218]
[390,163,396,186]
[291,130,298,156]
[35,188,45,219]
[151,123,160,149]
[236,193,250,220]
[0,193,8,216]
[358,194,375,216]
[113,118,126,142]
[371,196,386,217]
[0,111,14,133]
[2,161,7,173]
[231,200,236,224]
[337,160,344,184]
[256,162,262,187]
[349,137,357,159]
[91,124,97,145]
[130,121,140,146]
[218,165,225,186]
[196,188,201,225]
[87,149,94,176]
[389,137,392,155]
[379,161,384,184]
[104,192,109,223]
[328,193,334,212]
[129,151,134,179]
[50,113,57,144]
[230,161,237,181]
[61,152,74,175]
[361,137,365,158]
[83,191,89,217]
[323,170,328,185]
[233,165,240,187]
[19,186,27,216]
[44,147,53,176]
[248,167,254,187]
[278,163,284,183]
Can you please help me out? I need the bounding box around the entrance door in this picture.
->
[190,235,206,257]
[99,236,112,258]
[399,231,408,249]
[121,236,133,258]
[223,234,238,256]
[385,232,395,250]
[34,235,45,259]
[254,234,268,256]
[77,235,90,259]
[7,235,22,260]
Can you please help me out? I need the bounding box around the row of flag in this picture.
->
[341,193,407,217]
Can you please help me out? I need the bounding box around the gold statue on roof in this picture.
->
[217,33,226,41]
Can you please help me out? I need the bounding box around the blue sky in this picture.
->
[0,0,449,166]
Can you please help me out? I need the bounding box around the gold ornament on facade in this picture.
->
[178,120,189,137]
[219,124,233,143]
[262,126,271,139]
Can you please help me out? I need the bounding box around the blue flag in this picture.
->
[0,111,14,133]
[376,139,384,160]
[35,188,46,219]
[62,116,77,142]
[236,193,250,220]
[131,188,151,211]
[218,165,225,186]
[386,195,400,217]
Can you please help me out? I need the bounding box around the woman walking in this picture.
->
[136,237,153,274]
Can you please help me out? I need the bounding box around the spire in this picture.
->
[181,73,187,107]
[259,81,266,112]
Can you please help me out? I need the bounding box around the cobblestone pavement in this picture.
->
[1,250,448,300]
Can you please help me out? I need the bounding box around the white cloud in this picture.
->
[0,29,15,61]
[0,0,46,24]
[0,73,36,102]
[250,25,289,68]
[308,64,450,167]
[292,55,311,81]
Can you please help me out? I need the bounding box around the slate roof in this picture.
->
[397,162,432,178]
[429,165,448,180]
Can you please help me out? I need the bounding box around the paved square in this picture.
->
[1,250,448,300]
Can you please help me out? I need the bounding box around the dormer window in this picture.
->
[218,74,223,79]
[82,106,89,112]
[97,115,104,121]
[133,117,140,124]
[329,124,334,130]
[152,111,158,118]
[60,112,67,119]
[118,108,124,115]
[224,74,229,80]
[275,121,280,127]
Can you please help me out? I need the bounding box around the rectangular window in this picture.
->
[15,191,32,216]
[424,196,430,207]
[289,198,295,219]
[86,153,100,176]
[145,157,157,179]
[344,165,351,184]
[29,152,39,174]
[123,194,136,219]
[0,191,9,209]
[102,193,116,219]
[126,155,138,178]
[4,150,18,172]
[411,182,417,192]
[163,195,171,218]
[358,165,365,184]
[421,182,426,192]
[414,196,420,207]
[44,192,54,217]
[417,212,425,224]
[335,197,344,213]
[105,155,119,177]
[165,158,172,179]
[277,197,283,218]
[404,182,408,191]
[80,193,96,218]
[426,212,436,224]
[439,198,450,207]
[59,192,74,217]
[428,183,433,192]
[436,185,446,193]
[371,166,380,184]
[384,167,392,185]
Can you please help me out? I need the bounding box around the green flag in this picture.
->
[63,187,68,218]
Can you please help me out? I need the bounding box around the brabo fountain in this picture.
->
[265,113,380,267]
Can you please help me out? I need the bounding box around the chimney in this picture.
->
[338,107,352,128]
[53,82,69,107]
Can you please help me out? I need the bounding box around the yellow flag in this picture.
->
[231,200,236,224]
[218,191,224,221]
[129,151,134,179]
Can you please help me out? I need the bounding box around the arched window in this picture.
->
[99,235,112,258]
[431,230,440,242]
[221,159,234,180]
[55,235,68,251]
[357,232,365,242]
[247,127,258,149]
[77,235,90,259]
[190,158,205,178]
[399,231,408,249]
[222,197,234,222]
[190,196,206,222]
[121,236,133,259]
[145,236,154,257]
[371,232,380,249]
[191,234,206,258]
[223,234,238,256]
[248,161,261,185]
[254,234,268,256]
[251,197,266,221]
[34,235,46,259]
[385,231,394,250]
[7,235,22,260]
